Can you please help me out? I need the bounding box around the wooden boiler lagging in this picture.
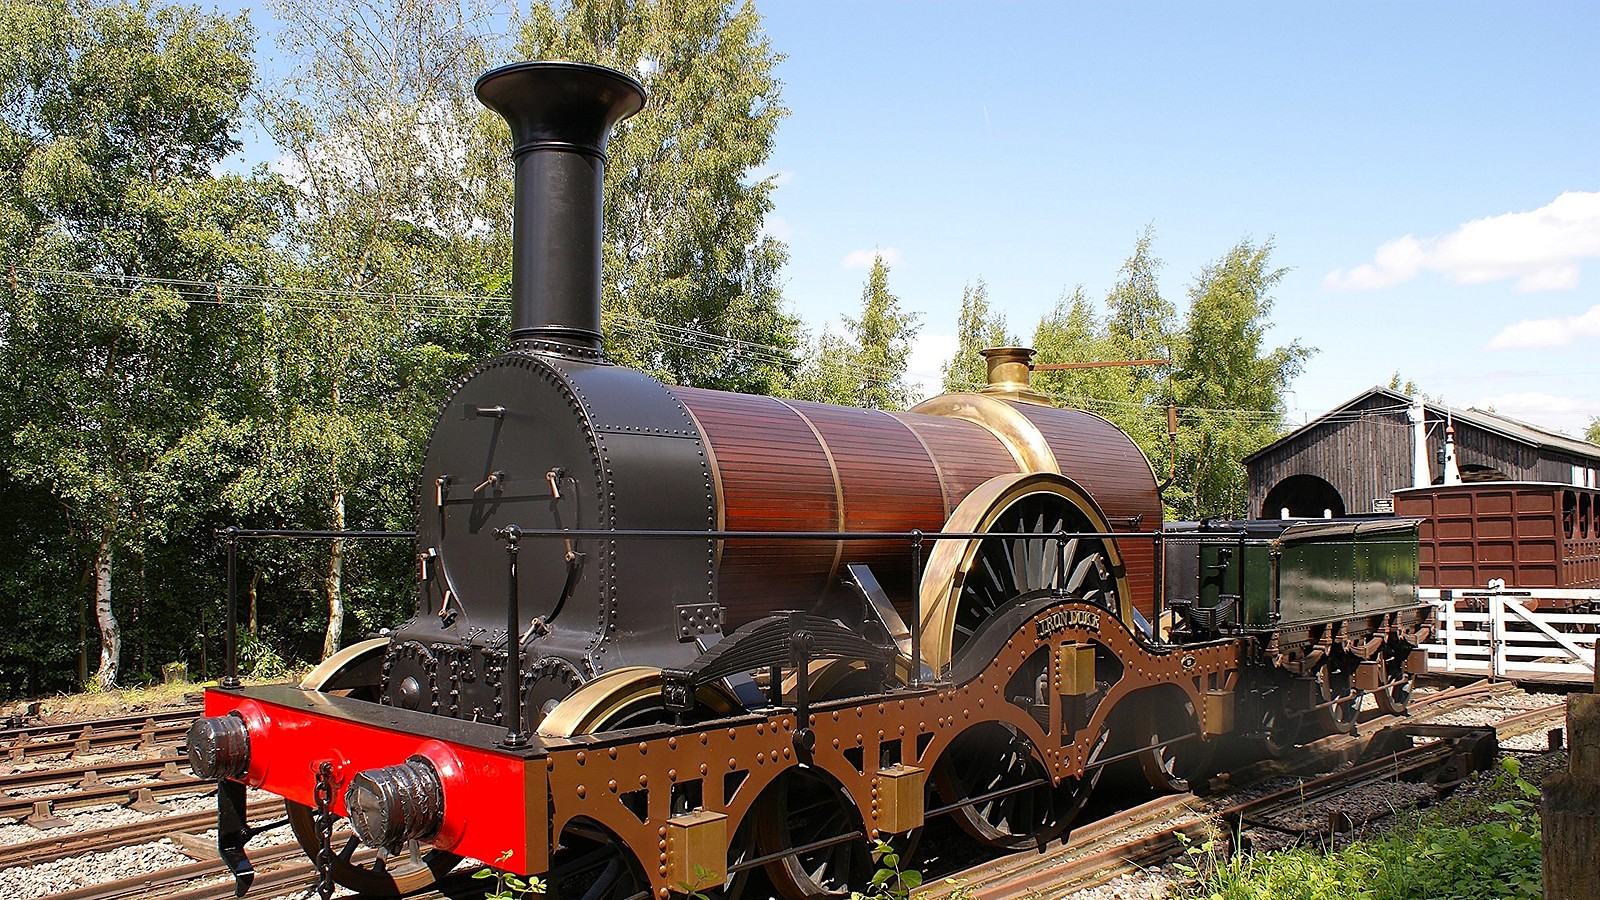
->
[671,385,1164,628]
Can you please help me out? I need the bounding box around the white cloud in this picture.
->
[1325,190,1600,292]
[1487,304,1600,349]
[1474,390,1600,438]
[905,332,959,403]
[841,247,904,269]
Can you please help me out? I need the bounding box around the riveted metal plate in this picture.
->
[676,603,724,640]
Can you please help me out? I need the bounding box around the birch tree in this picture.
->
[0,0,282,688]
[257,0,505,659]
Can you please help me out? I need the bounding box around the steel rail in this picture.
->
[0,750,187,794]
[0,802,278,871]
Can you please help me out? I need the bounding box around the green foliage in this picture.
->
[941,278,1012,393]
[788,255,920,409]
[1179,756,1543,900]
[256,0,507,659]
[849,838,921,900]
[1585,417,1599,445]
[0,0,286,689]
[473,850,548,899]
[516,0,799,393]
[1166,238,1311,519]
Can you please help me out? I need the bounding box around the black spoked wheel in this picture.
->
[1316,658,1364,735]
[755,767,875,899]
[1135,696,1215,794]
[540,668,751,898]
[1252,692,1297,758]
[934,722,1067,852]
[952,495,1117,658]
[1373,650,1415,716]
[547,819,651,900]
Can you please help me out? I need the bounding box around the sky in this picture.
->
[219,1,1600,437]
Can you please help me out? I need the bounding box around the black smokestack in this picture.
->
[475,61,646,353]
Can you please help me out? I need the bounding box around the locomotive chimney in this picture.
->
[476,61,646,353]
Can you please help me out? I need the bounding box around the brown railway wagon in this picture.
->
[1393,482,1600,590]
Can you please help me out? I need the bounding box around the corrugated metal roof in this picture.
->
[1243,386,1600,464]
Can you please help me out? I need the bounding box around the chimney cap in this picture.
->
[475,60,646,160]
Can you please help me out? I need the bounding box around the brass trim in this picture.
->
[298,637,389,691]
[978,347,1052,406]
[676,400,726,571]
[915,472,1129,674]
[537,665,741,738]
[908,393,1059,475]
[776,399,847,602]
[888,412,952,516]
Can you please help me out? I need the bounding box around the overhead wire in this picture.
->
[12,265,1337,423]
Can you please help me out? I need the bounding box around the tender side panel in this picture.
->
[1007,404,1164,620]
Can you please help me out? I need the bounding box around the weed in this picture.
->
[473,850,549,899]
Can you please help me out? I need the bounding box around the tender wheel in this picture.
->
[287,639,463,895]
[919,473,1130,674]
[1373,650,1415,716]
[755,766,877,900]
[1315,657,1364,735]
[1135,695,1215,793]
[933,722,1084,851]
[1251,691,1297,758]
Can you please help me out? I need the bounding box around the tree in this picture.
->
[1031,285,1124,403]
[1166,239,1312,519]
[940,279,1011,394]
[515,0,799,393]
[1030,232,1177,465]
[788,254,920,409]
[1585,417,1599,446]
[0,0,285,689]
[256,0,506,660]
[846,255,920,409]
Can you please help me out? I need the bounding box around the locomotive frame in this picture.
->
[185,60,1434,900]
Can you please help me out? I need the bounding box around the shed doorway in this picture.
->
[1261,473,1346,519]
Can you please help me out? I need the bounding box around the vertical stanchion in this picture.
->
[220,527,240,689]
[1490,593,1506,680]
[910,530,924,687]
[496,525,527,749]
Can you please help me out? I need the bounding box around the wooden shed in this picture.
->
[1243,387,1600,519]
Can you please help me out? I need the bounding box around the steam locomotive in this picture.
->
[187,61,1432,899]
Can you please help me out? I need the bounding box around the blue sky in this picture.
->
[756,2,1600,435]
[219,1,1600,436]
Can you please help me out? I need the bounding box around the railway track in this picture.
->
[0,708,197,766]
[916,688,1567,899]
[2,682,1564,900]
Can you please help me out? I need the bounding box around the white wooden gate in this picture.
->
[1422,589,1599,681]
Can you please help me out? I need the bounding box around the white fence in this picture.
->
[1422,588,1599,682]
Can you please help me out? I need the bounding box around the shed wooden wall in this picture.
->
[1247,395,1589,518]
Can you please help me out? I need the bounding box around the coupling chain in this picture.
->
[313,761,335,900]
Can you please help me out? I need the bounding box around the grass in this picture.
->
[1172,755,1547,900]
